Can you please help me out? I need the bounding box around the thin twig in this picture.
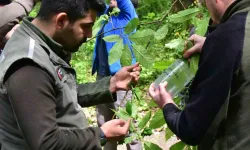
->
[119,91,129,108]
[178,0,186,9]
[112,91,129,120]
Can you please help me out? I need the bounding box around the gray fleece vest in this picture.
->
[0,19,88,150]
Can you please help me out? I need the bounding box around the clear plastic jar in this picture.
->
[154,59,195,97]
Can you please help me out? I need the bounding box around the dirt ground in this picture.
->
[118,131,179,150]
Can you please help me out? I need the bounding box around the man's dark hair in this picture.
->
[37,0,106,21]
[131,0,138,8]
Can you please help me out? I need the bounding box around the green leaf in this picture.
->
[142,127,153,136]
[109,39,124,65]
[165,39,184,49]
[92,14,109,37]
[165,127,174,141]
[132,45,154,68]
[149,109,166,129]
[129,120,136,132]
[29,2,40,17]
[120,45,132,67]
[165,39,185,52]
[186,40,200,74]
[110,7,121,16]
[174,96,182,105]
[190,54,200,74]
[113,108,130,120]
[113,108,135,132]
[194,17,210,36]
[126,100,138,118]
[126,101,132,117]
[129,29,154,45]
[144,142,162,150]
[103,34,120,42]
[114,108,135,132]
[125,18,139,34]
[138,111,151,129]
[124,136,135,144]
[170,141,186,150]
[168,8,201,23]
[153,61,173,71]
[186,40,193,50]
[147,100,158,107]
[124,133,138,144]
[154,24,169,40]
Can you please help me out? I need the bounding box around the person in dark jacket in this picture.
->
[0,0,141,149]
[92,0,141,149]
[149,0,250,149]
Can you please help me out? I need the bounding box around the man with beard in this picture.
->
[0,0,141,149]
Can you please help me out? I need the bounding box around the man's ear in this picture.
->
[55,13,69,30]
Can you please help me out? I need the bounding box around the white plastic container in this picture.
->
[154,59,195,97]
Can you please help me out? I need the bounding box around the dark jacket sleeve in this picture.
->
[0,0,35,48]
[4,62,102,150]
[163,25,242,145]
[77,76,116,107]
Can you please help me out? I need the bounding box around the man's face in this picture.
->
[56,9,97,52]
[205,0,227,24]
[205,0,218,23]
[109,0,118,8]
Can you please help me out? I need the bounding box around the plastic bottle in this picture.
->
[154,59,196,97]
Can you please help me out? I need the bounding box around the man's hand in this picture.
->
[5,24,20,41]
[110,63,141,93]
[183,34,206,58]
[149,82,175,109]
[100,119,130,141]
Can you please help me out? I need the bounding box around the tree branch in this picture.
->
[178,0,186,10]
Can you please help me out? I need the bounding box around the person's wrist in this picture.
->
[159,101,168,109]
[159,99,175,109]
[100,128,108,146]
[109,76,117,93]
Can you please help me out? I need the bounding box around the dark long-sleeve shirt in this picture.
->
[163,0,247,146]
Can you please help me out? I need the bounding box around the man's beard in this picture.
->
[70,38,87,52]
